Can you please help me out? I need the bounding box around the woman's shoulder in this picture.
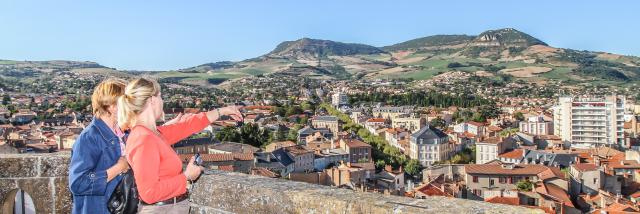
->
[126,126,161,146]
[71,124,104,151]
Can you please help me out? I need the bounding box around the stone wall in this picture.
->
[0,152,72,214]
[190,170,542,214]
[0,153,543,214]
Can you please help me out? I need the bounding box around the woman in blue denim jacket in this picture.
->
[68,79,130,214]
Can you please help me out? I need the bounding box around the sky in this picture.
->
[1,0,639,70]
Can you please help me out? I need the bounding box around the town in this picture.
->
[2,69,640,214]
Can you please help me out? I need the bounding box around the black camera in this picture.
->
[194,153,203,166]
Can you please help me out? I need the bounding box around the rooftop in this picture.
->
[0,151,544,214]
[465,164,552,176]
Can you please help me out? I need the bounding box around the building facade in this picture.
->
[519,115,553,136]
[311,116,340,135]
[331,92,349,108]
[409,125,452,166]
[553,95,625,147]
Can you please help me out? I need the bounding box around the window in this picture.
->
[499,177,506,184]
[489,179,494,186]
[507,177,513,184]
[527,198,536,206]
[473,176,478,183]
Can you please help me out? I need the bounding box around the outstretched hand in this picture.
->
[218,106,243,122]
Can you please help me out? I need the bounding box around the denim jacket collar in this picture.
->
[92,118,118,142]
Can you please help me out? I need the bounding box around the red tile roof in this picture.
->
[536,183,574,207]
[573,163,598,172]
[414,183,453,197]
[498,149,524,159]
[217,165,234,171]
[366,118,386,123]
[465,164,551,176]
[283,145,313,156]
[244,106,274,110]
[343,139,371,148]
[251,167,278,178]
[484,196,519,206]
[487,125,503,132]
[178,153,254,162]
[467,121,485,127]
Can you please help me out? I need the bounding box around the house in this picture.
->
[519,115,553,136]
[325,161,374,189]
[476,137,513,164]
[365,118,385,127]
[264,141,296,152]
[454,121,486,138]
[414,174,459,199]
[10,111,37,125]
[409,125,452,166]
[374,165,405,195]
[313,148,349,171]
[385,128,410,153]
[391,117,425,133]
[208,142,260,154]
[464,163,565,200]
[498,149,578,168]
[311,116,340,135]
[54,131,77,150]
[304,131,333,151]
[178,153,254,173]
[297,126,333,144]
[272,145,314,173]
[254,152,288,176]
[372,106,412,120]
[339,138,372,163]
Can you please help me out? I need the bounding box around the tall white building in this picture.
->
[409,125,452,166]
[553,95,625,147]
[331,92,348,108]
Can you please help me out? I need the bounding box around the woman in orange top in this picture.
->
[117,78,242,213]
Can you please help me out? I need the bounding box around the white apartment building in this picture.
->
[553,95,625,147]
[331,92,349,108]
[475,137,510,164]
[519,115,553,136]
[409,125,453,166]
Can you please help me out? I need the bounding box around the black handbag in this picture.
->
[108,170,139,214]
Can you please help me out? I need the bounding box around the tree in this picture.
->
[375,159,387,169]
[215,126,240,142]
[2,95,10,105]
[514,112,525,121]
[429,117,446,129]
[516,180,534,192]
[404,159,422,176]
[285,105,303,117]
[287,125,301,142]
[499,127,519,137]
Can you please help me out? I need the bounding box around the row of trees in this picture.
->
[349,91,493,108]
[451,105,502,123]
[320,103,422,176]
[214,123,272,148]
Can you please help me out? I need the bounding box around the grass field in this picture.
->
[0,60,17,65]
[540,66,573,81]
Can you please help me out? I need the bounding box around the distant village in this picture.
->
[3,73,640,214]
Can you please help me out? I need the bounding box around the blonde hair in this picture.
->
[117,77,161,130]
[92,78,126,118]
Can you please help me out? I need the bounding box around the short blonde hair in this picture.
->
[117,77,161,130]
[92,78,126,118]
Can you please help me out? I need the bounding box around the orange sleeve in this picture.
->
[157,112,211,145]
[127,136,187,204]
